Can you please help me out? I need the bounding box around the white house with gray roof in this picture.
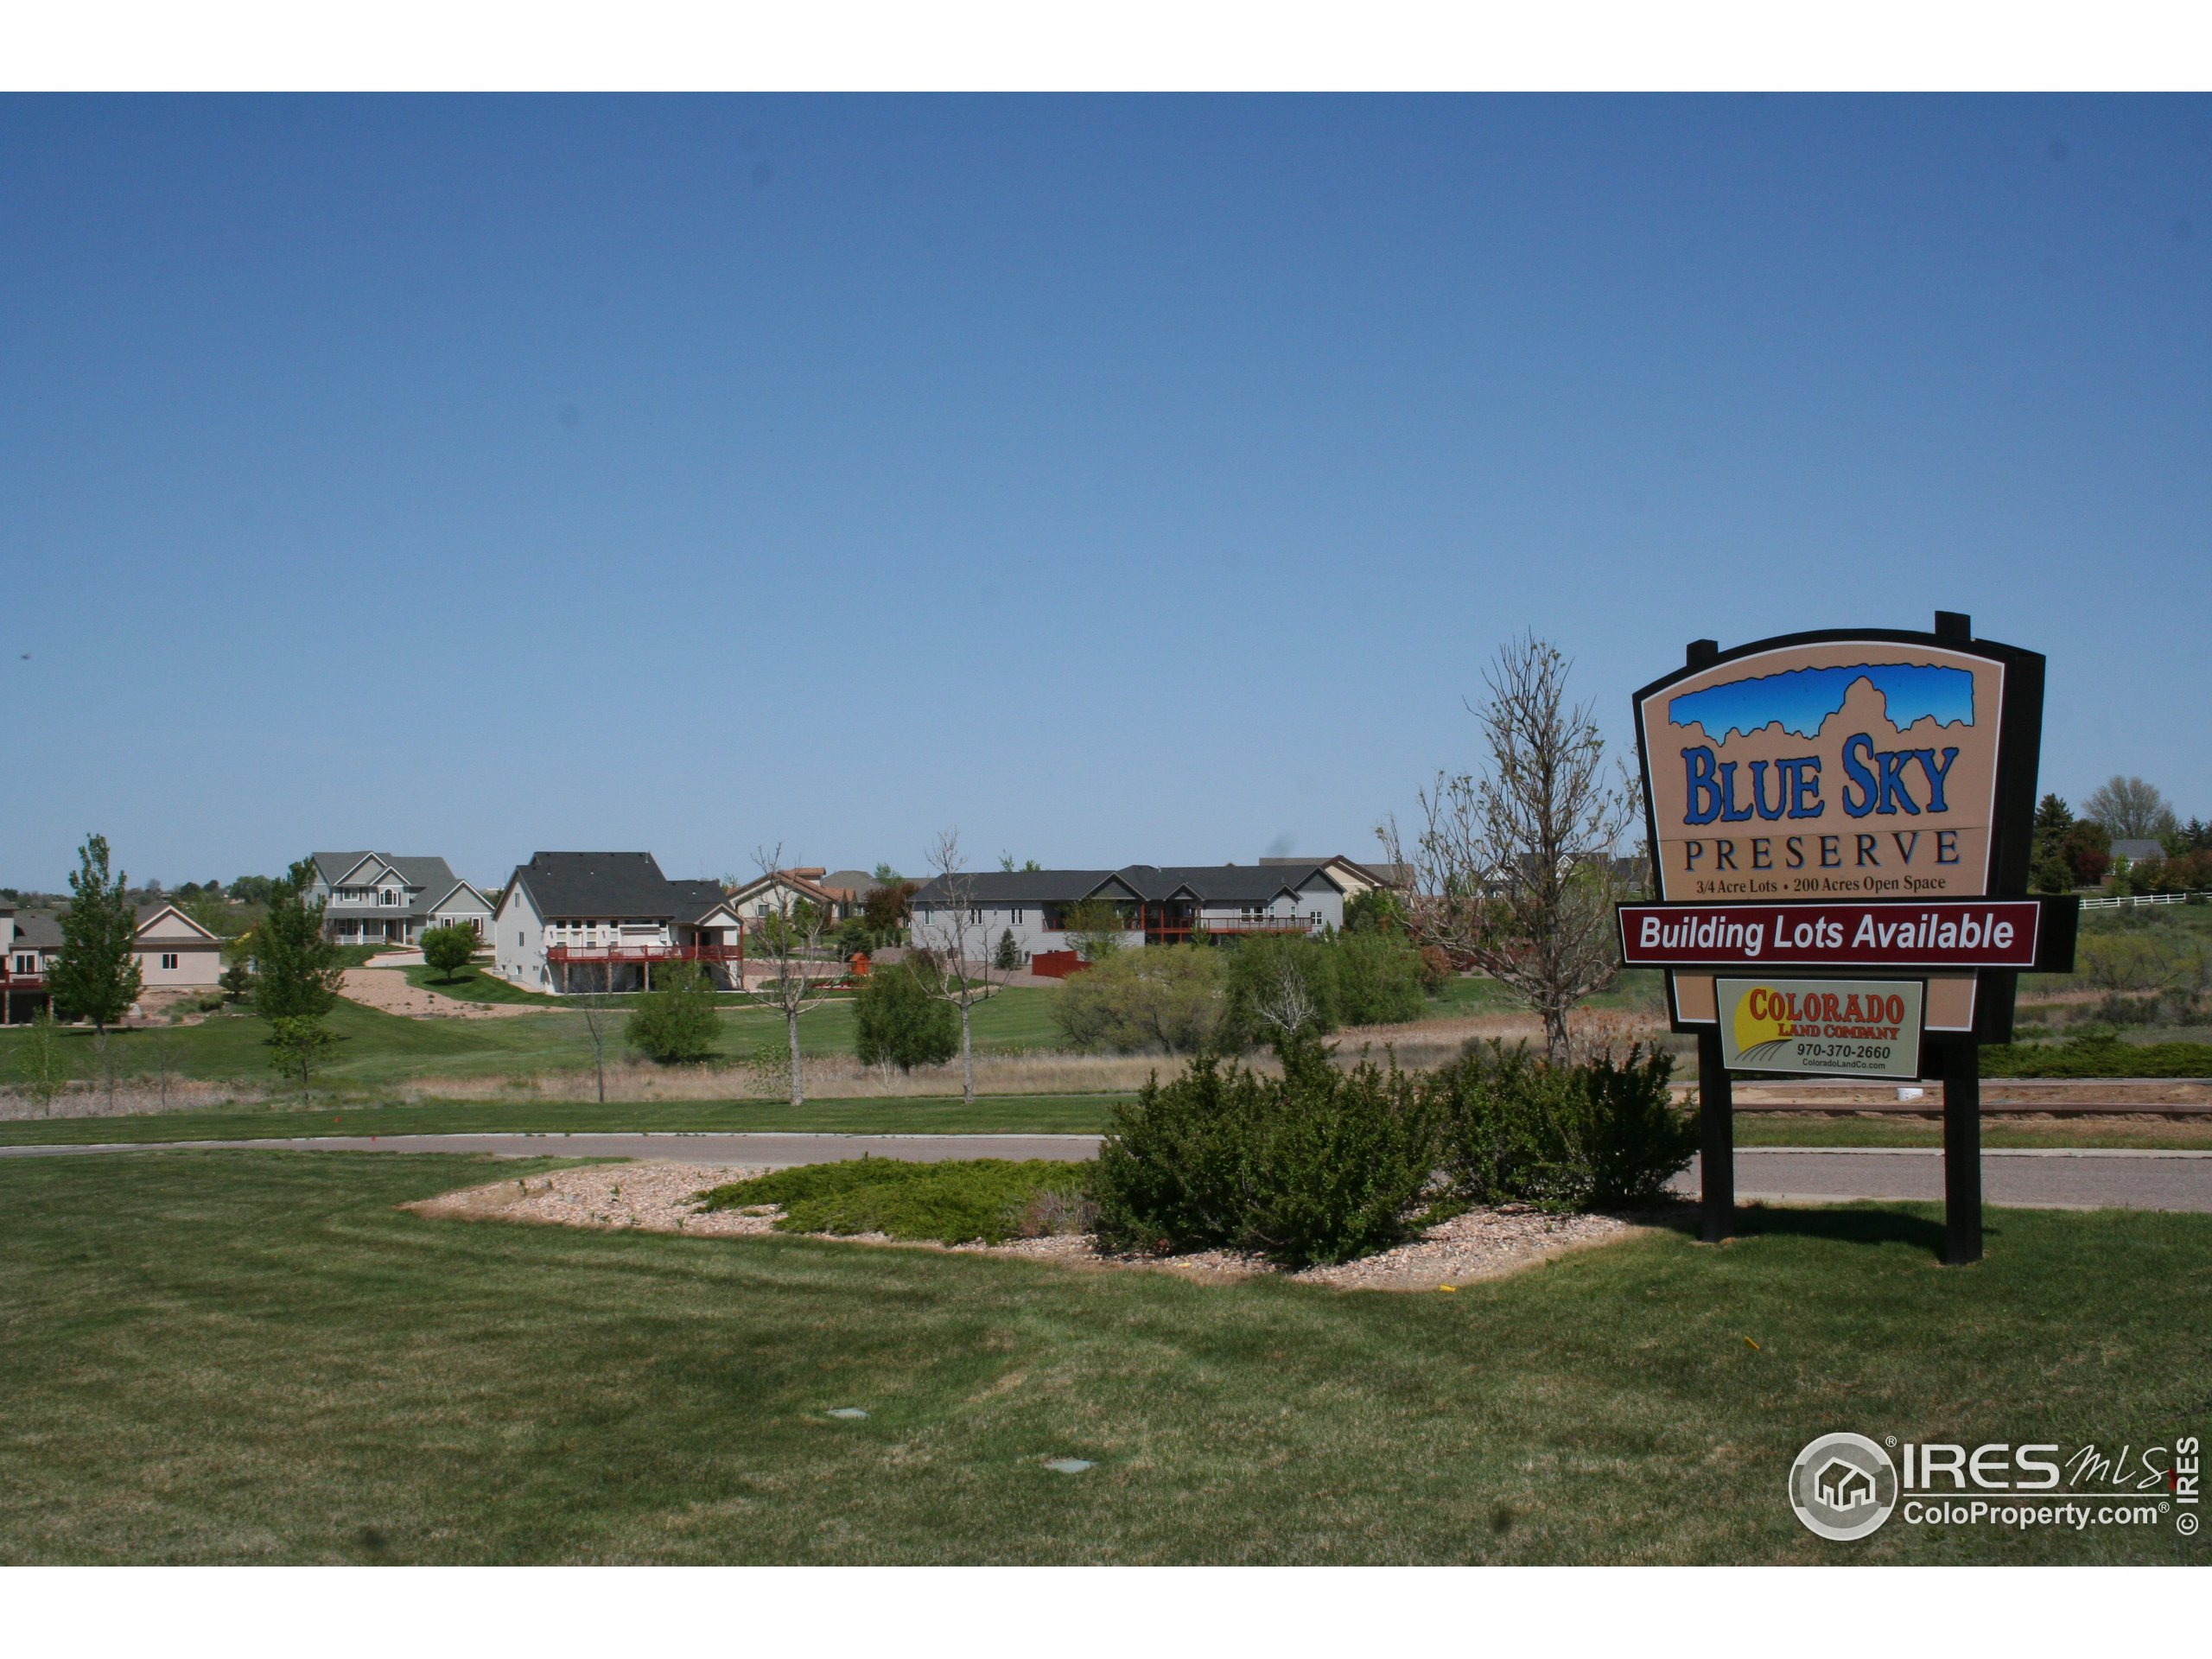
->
[495,852,744,993]
[906,859,1386,964]
[307,853,495,947]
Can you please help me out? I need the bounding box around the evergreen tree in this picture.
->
[253,859,342,1023]
[49,833,143,1035]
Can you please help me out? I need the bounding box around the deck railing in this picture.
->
[545,942,746,964]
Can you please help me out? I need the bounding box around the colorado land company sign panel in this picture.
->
[1715,976,1925,1081]
[1630,628,2045,1035]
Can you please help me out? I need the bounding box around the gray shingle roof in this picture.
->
[506,853,728,923]
[910,863,1341,908]
[313,852,468,918]
[909,869,1118,906]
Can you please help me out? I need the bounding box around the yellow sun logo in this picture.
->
[1732,986,1797,1063]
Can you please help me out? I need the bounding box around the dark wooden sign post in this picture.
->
[1631,616,2072,1265]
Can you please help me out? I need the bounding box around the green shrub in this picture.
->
[1091,1035,1442,1268]
[1427,1039,1694,1210]
[420,923,479,983]
[1217,931,1428,1050]
[698,1156,1090,1245]
[1982,1035,2212,1078]
[626,961,719,1064]
[1219,934,1340,1044]
[1332,929,1427,1027]
[853,960,958,1070]
[1090,1053,1266,1255]
[1054,944,1223,1053]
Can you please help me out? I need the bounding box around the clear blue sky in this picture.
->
[4,95,2206,891]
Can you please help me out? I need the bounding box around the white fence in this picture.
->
[2076,890,2201,911]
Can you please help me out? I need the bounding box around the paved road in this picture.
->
[3,1133,2209,1211]
[1672,1147,2212,1212]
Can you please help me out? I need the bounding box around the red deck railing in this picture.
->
[545,943,746,965]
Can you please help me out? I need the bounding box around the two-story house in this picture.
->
[307,853,496,947]
[493,852,745,993]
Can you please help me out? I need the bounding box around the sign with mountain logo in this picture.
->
[1630,623,2050,1039]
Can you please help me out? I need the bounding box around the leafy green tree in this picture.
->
[218,950,255,1004]
[853,959,959,1071]
[861,879,917,943]
[1055,945,1223,1054]
[267,1014,340,1102]
[50,833,143,1038]
[253,860,342,1024]
[1343,887,1407,934]
[420,923,479,983]
[627,960,720,1064]
[1332,928,1427,1027]
[226,874,283,908]
[2060,820,2113,887]
[1060,898,1129,963]
[994,928,1022,972]
[1221,934,1339,1044]
[12,1009,71,1116]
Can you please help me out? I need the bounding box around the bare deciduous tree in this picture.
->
[2083,775,2178,842]
[910,829,1010,1107]
[574,955,617,1104]
[1250,950,1321,1037]
[1379,633,1638,1062]
[740,845,838,1107]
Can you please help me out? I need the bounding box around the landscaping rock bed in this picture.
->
[406,1160,1643,1290]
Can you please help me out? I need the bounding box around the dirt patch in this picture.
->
[340,966,544,1020]
[404,1160,1643,1290]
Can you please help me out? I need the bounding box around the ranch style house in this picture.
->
[906,856,1391,964]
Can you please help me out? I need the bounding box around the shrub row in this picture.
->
[1091,1034,1695,1268]
[1054,932,1435,1057]
[1981,1035,2212,1079]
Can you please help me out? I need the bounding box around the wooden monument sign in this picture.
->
[1623,613,2076,1263]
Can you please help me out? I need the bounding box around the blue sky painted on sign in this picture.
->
[1668,663,1977,743]
[1,95,2208,889]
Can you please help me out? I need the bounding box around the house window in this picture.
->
[382,889,397,906]
[1012,907,1025,924]
[969,906,984,925]
[160,953,180,970]
[14,953,35,974]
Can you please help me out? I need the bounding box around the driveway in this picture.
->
[3,1134,2211,1211]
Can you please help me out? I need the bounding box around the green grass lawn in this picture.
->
[0,986,1071,1090]
[0,1151,2199,1563]
[0,1095,1126,1146]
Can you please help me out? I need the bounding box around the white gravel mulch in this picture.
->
[404,1161,1646,1291]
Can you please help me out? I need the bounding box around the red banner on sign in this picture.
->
[1618,899,2045,969]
